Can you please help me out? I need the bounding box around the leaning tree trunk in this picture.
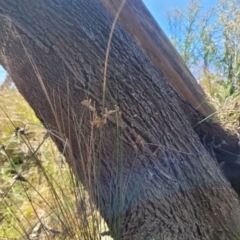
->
[102,0,215,117]
[1,0,240,239]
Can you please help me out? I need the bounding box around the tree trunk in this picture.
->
[1,0,240,239]
[101,0,215,117]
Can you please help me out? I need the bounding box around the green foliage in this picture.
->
[166,0,240,123]
[166,0,240,83]
[165,0,216,71]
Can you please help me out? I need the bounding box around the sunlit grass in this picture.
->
[200,72,240,132]
[0,87,111,239]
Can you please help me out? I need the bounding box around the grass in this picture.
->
[0,87,112,239]
[200,72,240,133]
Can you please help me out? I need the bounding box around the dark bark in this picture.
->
[101,0,215,117]
[1,0,240,239]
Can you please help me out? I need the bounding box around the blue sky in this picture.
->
[0,66,7,84]
[142,0,218,35]
[0,0,218,84]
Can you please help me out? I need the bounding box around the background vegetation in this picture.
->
[166,0,240,128]
[0,86,111,239]
[1,0,240,239]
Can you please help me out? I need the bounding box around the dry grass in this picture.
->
[0,87,111,240]
[200,73,240,135]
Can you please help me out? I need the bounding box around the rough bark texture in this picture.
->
[1,0,240,239]
[101,0,215,117]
